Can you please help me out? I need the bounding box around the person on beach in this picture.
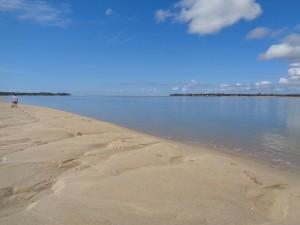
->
[11,95,18,108]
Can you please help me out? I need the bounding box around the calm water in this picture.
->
[8,96,300,168]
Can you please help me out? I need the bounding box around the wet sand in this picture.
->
[0,102,300,225]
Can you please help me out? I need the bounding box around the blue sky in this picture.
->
[1,0,300,95]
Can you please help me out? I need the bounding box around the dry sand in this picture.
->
[0,102,300,225]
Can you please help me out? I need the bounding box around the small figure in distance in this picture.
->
[11,95,18,108]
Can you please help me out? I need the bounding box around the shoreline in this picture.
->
[1,102,300,225]
[6,97,299,172]
[1,102,300,181]
[9,100,300,173]
[5,96,300,172]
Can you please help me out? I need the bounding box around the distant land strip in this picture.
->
[0,92,71,96]
[170,93,300,97]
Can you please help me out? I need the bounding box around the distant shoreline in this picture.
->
[0,92,71,96]
[170,93,300,97]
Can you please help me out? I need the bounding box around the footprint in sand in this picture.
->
[244,170,263,185]
[170,155,185,164]
[58,158,79,169]
[76,132,83,136]
[264,183,288,190]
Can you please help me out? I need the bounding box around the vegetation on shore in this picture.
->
[0,92,71,96]
[170,93,300,97]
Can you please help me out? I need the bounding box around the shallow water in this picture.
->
[8,96,300,168]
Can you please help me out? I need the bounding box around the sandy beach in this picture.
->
[0,102,300,225]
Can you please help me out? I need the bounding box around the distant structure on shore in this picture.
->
[170,93,300,97]
[0,92,71,96]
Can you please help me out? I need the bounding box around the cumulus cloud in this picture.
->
[260,44,296,60]
[260,33,300,86]
[260,34,300,60]
[278,63,300,86]
[155,0,262,35]
[288,63,300,76]
[0,0,71,27]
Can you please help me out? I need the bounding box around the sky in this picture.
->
[1,0,300,95]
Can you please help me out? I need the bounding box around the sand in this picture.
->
[0,102,300,225]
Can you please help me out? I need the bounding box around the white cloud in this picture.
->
[219,84,231,88]
[170,80,300,94]
[288,63,300,80]
[181,80,200,92]
[171,81,270,94]
[284,33,300,45]
[279,77,290,85]
[0,0,71,27]
[260,33,300,86]
[260,44,295,60]
[255,80,272,87]
[246,27,288,40]
[246,27,271,40]
[219,83,253,91]
[172,86,180,91]
[171,80,206,93]
[288,64,300,76]
[278,63,300,86]
[260,34,300,60]
[155,0,262,35]
[105,8,113,16]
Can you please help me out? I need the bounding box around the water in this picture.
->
[8,96,300,168]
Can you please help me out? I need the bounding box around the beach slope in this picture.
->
[0,102,300,225]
